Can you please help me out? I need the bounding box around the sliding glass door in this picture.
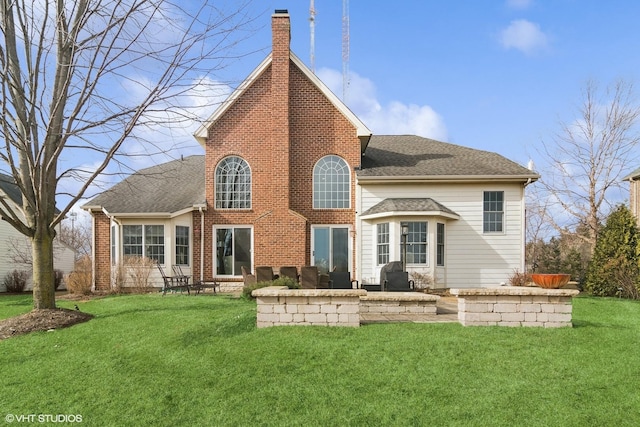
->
[214,226,252,276]
[312,226,350,274]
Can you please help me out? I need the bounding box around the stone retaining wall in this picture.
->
[252,287,366,328]
[450,287,580,328]
[360,292,439,315]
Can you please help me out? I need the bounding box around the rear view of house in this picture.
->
[83,10,538,291]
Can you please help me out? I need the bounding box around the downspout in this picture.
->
[199,206,205,283]
[522,178,533,272]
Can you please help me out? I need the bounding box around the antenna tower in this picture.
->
[342,0,349,101]
[310,0,316,72]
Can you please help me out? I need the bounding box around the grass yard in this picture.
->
[1,293,639,426]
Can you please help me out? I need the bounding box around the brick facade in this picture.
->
[197,12,360,281]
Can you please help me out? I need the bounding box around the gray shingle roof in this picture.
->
[0,173,22,206]
[358,135,538,179]
[84,155,205,214]
[361,198,459,218]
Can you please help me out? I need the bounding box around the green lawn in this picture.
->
[1,294,639,426]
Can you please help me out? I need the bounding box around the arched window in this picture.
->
[313,155,350,209]
[215,156,251,209]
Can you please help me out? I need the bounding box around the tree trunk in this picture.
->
[31,228,56,309]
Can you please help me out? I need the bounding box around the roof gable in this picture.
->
[193,52,371,147]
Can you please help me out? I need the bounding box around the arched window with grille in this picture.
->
[215,156,251,209]
[313,155,350,209]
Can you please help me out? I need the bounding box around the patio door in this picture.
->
[214,226,252,276]
[312,226,350,274]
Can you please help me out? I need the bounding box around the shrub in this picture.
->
[585,205,640,298]
[54,269,64,290]
[242,276,299,300]
[509,269,531,287]
[409,271,434,290]
[124,257,156,292]
[3,270,28,293]
[67,256,93,295]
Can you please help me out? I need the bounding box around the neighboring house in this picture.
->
[624,166,640,226]
[0,173,76,291]
[83,11,539,291]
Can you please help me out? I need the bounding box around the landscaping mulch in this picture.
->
[0,308,93,341]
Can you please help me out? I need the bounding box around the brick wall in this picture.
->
[200,12,359,278]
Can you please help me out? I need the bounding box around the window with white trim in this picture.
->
[175,226,189,266]
[483,191,504,233]
[376,223,390,265]
[122,225,165,264]
[436,223,445,266]
[215,156,251,209]
[403,221,427,264]
[313,155,350,209]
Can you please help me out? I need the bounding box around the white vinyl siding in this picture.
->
[357,182,525,288]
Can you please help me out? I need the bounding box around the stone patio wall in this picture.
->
[451,287,580,328]
[252,287,365,328]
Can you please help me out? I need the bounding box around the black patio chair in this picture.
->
[256,266,279,283]
[279,266,299,282]
[383,271,414,292]
[328,271,358,289]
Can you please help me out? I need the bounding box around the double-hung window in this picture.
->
[122,225,165,264]
[436,223,445,266]
[376,223,390,265]
[403,222,428,264]
[483,191,504,233]
[175,226,190,266]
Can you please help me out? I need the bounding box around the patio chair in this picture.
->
[279,266,299,282]
[172,265,190,287]
[241,266,257,286]
[256,266,279,283]
[383,271,415,292]
[300,266,319,289]
[328,271,358,289]
[158,263,189,296]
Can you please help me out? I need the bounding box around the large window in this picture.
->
[313,155,350,209]
[403,222,427,265]
[436,223,445,266]
[377,223,390,265]
[175,226,190,266]
[215,156,251,209]
[123,225,165,264]
[483,191,504,233]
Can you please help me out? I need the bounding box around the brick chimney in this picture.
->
[271,10,290,207]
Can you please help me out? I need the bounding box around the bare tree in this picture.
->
[0,0,259,308]
[537,79,640,253]
[59,216,92,259]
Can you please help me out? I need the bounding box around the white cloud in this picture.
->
[500,19,549,54]
[506,0,533,9]
[317,68,448,141]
